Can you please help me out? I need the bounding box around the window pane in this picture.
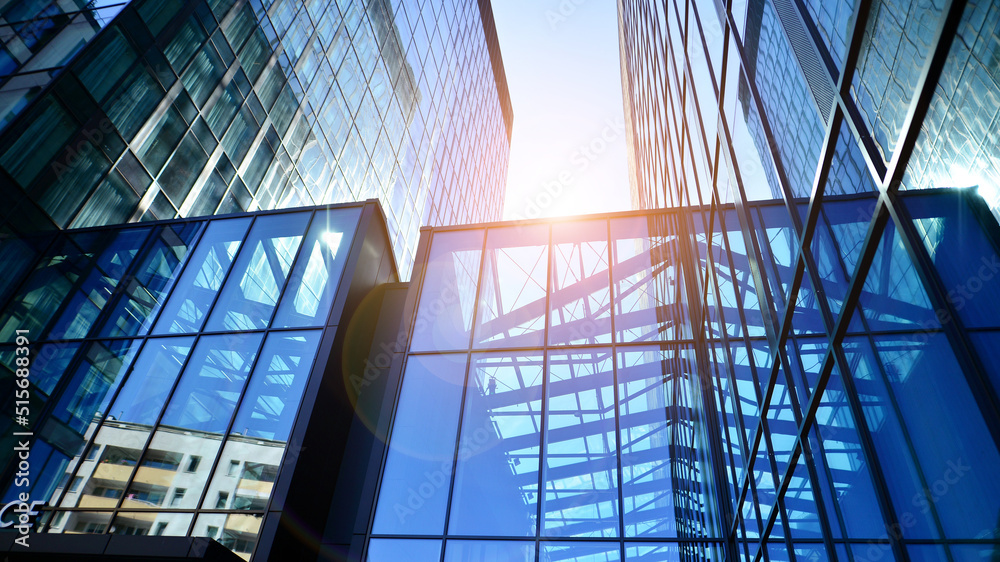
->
[107,337,195,426]
[549,220,612,345]
[473,224,548,349]
[51,339,142,433]
[124,430,221,509]
[443,540,535,561]
[410,229,484,351]
[618,347,717,538]
[543,350,619,538]
[193,512,262,558]
[541,542,620,561]
[159,333,264,434]
[230,330,322,441]
[273,208,361,327]
[612,215,683,342]
[874,333,1000,539]
[366,539,441,561]
[205,214,308,331]
[372,354,467,535]
[200,438,282,512]
[100,223,202,337]
[449,353,543,537]
[905,192,1000,329]
[110,512,193,537]
[154,218,252,334]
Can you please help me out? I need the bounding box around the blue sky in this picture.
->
[491,0,631,220]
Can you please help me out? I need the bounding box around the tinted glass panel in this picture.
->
[273,208,360,327]
[205,214,308,331]
[410,230,485,351]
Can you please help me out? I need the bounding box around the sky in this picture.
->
[491,0,631,221]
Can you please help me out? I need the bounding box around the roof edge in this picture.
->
[476,0,514,142]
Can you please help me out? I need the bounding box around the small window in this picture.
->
[154,522,168,536]
[206,525,219,538]
[215,491,229,509]
[68,476,83,492]
[170,488,186,507]
[86,446,99,461]
[186,455,201,472]
[227,460,240,476]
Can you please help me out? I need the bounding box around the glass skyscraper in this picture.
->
[0,0,512,277]
[615,0,1000,560]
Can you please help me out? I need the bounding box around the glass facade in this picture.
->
[0,0,512,277]
[0,201,391,560]
[613,0,1000,560]
[368,189,1000,560]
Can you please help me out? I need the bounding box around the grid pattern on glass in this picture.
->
[614,0,1000,557]
[0,205,364,561]
[373,181,1000,558]
[0,0,512,279]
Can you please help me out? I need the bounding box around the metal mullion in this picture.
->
[607,217,626,558]
[774,341,844,554]
[533,224,553,562]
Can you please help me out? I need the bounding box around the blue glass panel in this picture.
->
[273,207,361,327]
[372,354,467,535]
[205,213,309,331]
[765,370,796,478]
[618,347,716,538]
[9,228,149,342]
[611,215,681,342]
[800,0,854,70]
[107,337,195,426]
[858,217,939,331]
[410,229,484,351]
[99,222,202,337]
[367,539,441,562]
[875,333,1000,539]
[722,211,768,337]
[948,544,1000,561]
[443,540,535,561]
[904,192,1000,329]
[449,353,542,537]
[625,541,721,561]
[542,542,620,561]
[153,218,251,334]
[842,332,938,539]
[230,330,321,441]
[543,350,619,538]
[809,364,883,540]
[907,544,948,561]
[473,224,549,349]
[0,341,80,396]
[125,429,222,509]
[549,220,612,345]
[824,119,879,196]
[969,331,1000,401]
[158,333,263,434]
[784,457,822,539]
[51,339,142,432]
